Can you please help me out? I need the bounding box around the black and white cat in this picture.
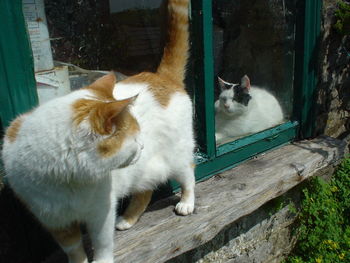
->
[215,75,284,144]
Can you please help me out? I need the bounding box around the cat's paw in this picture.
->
[115,216,134,231]
[175,201,194,216]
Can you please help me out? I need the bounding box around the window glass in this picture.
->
[23,0,164,104]
[213,0,296,145]
[46,0,164,74]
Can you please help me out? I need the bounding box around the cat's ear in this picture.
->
[89,72,116,90]
[218,77,233,90]
[95,99,131,134]
[241,75,251,91]
[113,83,147,101]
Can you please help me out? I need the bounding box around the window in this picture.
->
[213,0,296,145]
[22,0,165,104]
[0,0,322,189]
[45,0,164,75]
[189,0,321,184]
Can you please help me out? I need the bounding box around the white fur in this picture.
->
[175,198,195,215]
[2,83,195,262]
[172,5,188,16]
[215,86,284,144]
[111,86,195,199]
[2,88,142,263]
[3,0,194,260]
[113,83,147,101]
[115,216,133,231]
[62,240,83,253]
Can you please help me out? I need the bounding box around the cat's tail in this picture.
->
[157,0,189,84]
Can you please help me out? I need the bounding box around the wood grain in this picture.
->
[113,136,346,262]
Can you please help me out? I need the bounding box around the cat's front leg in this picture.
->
[48,223,88,263]
[86,201,116,263]
[116,190,153,231]
[174,163,195,215]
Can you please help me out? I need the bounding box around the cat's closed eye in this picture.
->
[135,138,144,150]
[220,96,229,102]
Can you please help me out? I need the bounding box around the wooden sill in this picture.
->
[113,136,347,262]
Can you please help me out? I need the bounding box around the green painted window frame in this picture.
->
[0,0,38,134]
[188,0,322,184]
[0,0,321,188]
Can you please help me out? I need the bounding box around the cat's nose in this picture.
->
[224,104,230,109]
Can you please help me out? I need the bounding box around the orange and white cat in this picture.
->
[2,0,194,262]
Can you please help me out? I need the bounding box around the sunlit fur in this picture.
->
[114,0,195,229]
[2,74,142,263]
[215,76,284,144]
[2,0,193,262]
[5,114,25,143]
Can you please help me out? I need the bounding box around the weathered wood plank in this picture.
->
[113,136,347,262]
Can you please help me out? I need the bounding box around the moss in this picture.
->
[334,1,350,35]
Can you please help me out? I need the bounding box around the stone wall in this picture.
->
[167,194,300,263]
[315,0,350,140]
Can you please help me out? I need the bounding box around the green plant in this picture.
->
[268,195,287,216]
[334,1,350,35]
[285,157,350,263]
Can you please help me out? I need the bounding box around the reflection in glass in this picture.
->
[45,0,164,74]
[213,0,296,145]
[25,0,165,104]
